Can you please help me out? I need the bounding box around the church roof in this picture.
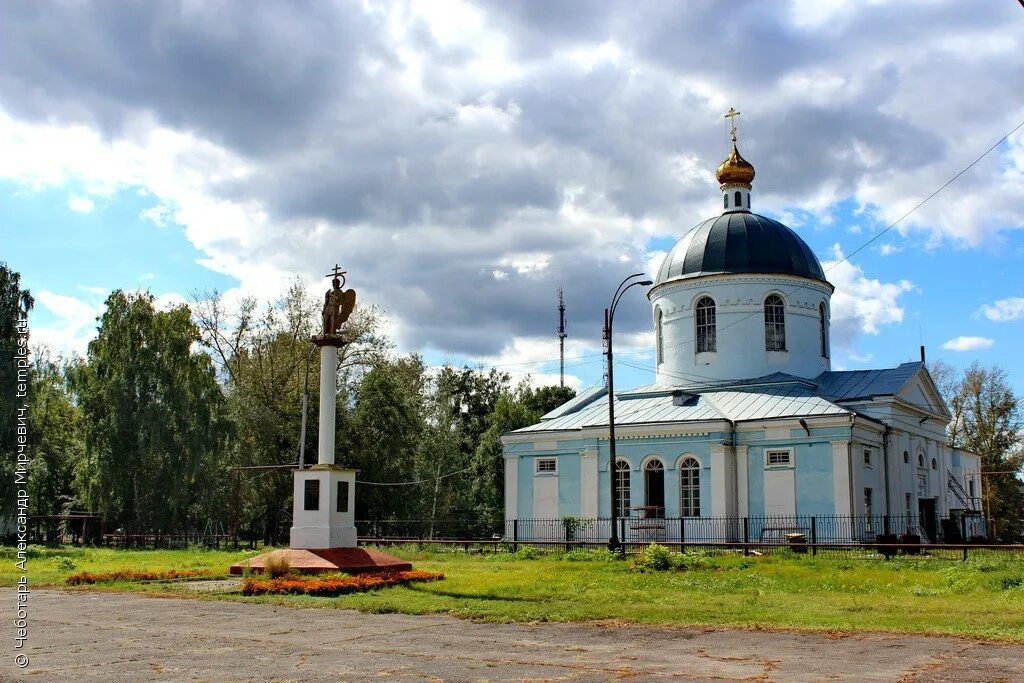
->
[654,212,828,287]
[510,364,938,435]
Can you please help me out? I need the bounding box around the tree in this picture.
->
[71,291,231,533]
[0,263,33,521]
[26,349,85,519]
[347,356,426,521]
[937,362,1024,541]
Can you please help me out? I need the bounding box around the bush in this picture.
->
[66,569,210,585]
[55,556,77,571]
[263,555,292,579]
[511,546,543,560]
[241,570,443,597]
[634,543,681,571]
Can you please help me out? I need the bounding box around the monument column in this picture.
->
[317,344,338,465]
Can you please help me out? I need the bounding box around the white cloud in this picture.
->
[942,336,995,352]
[31,290,103,357]
[979,297,1024,322]
[821,244,915,348]
[67,195,94,213]
[878,243,901,256]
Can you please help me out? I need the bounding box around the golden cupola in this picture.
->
[717,108,755,212]
[715,140,755,187]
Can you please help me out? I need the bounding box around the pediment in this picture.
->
[896,369,950,419]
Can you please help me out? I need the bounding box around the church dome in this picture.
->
[654,212,828,286]
[715,142,756,186]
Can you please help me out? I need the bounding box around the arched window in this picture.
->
[723,194,728,209]
[903,450,909,464]
[644,459,665,518]
[764,294,786,351]
[734,190,742,208]
[931,458,937,470]
[655,308,664,365]
[819,302,828,358]
[695,297,716,353]
[679,457,701,517]
[614,460,631,518]
[918,453,925,467]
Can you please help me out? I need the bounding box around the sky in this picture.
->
[2,0,1023,395]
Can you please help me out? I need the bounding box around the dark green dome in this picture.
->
[655,212,827,286]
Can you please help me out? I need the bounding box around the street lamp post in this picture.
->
[605,272,653,553]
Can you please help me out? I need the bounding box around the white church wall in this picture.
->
[651,274,832,384]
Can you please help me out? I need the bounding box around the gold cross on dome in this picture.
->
[724,107,741,142]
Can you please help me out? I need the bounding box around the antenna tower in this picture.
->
[557,288,567,388]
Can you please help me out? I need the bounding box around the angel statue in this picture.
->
[322,267,356,336]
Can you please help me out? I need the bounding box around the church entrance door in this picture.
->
[918,498,937,542]
[644,460,666,518]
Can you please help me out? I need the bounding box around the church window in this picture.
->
[968,479,975,498]
[931,458,937,470]
[764,294,786,351]
[864,487,873,518]
[819,302,828,357]
[644,459,666,518]
[863,449,872,466]
[903,450,909,464]
[695,297,716,353]
[614,460,631,517]
[679,457,701,517]
[656,308,664,365]
[724,194,728,209]
[536,458,557,474]
[734,190,742,207]
[766,449,791,466]
[918,453,924,467]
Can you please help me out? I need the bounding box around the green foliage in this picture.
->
[0,263,33,518]
[935,361,1024,541]
[71,290,231,532]
[559,548,619,562]
[54,556,76,571]
[633,542,681,571]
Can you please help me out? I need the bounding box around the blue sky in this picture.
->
[1,0,1023,398]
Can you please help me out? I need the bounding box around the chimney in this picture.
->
[920,345,926,363]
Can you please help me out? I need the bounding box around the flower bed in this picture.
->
[67,568,211,585]
[240,570,443,597]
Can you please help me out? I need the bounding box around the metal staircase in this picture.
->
[947,473,978,512]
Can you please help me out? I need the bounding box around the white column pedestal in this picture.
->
[317,344,338,465]
[290,468,357,549]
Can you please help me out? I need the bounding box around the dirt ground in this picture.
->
[5,590,1023,682]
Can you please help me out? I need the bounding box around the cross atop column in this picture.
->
[724,107,741,143]
[325,263,347,287]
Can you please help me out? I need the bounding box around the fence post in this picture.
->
[961,515,969,562]
[743,517,749,556]
[884,514,890,536]
[619,517,626,556]
[513,519,518,552]
[680,517,686,553]
[811,516,817,557]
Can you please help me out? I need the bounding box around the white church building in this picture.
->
[502,119,984,544]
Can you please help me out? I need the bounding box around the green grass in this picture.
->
[5,544,1023,641]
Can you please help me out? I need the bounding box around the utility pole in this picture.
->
[558,287,567,388]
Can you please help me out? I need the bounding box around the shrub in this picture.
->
[66,569,210,585]
[634,543,680,571]
[511,546,542,560]
[240,570,443,597]
[263,555,292,579]
[55,556,77,571]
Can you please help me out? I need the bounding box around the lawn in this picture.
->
[5,544,1023,641]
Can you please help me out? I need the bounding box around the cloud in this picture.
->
[942,336,995,352]
[979,297,1024,322]
[31,290,104,356]
[68,195,95,213]
[821,244,915,348]
[1,0,1022,369]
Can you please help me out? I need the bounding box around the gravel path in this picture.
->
[4,589,1023,682]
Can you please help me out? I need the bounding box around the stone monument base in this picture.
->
[229,547,412,575]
